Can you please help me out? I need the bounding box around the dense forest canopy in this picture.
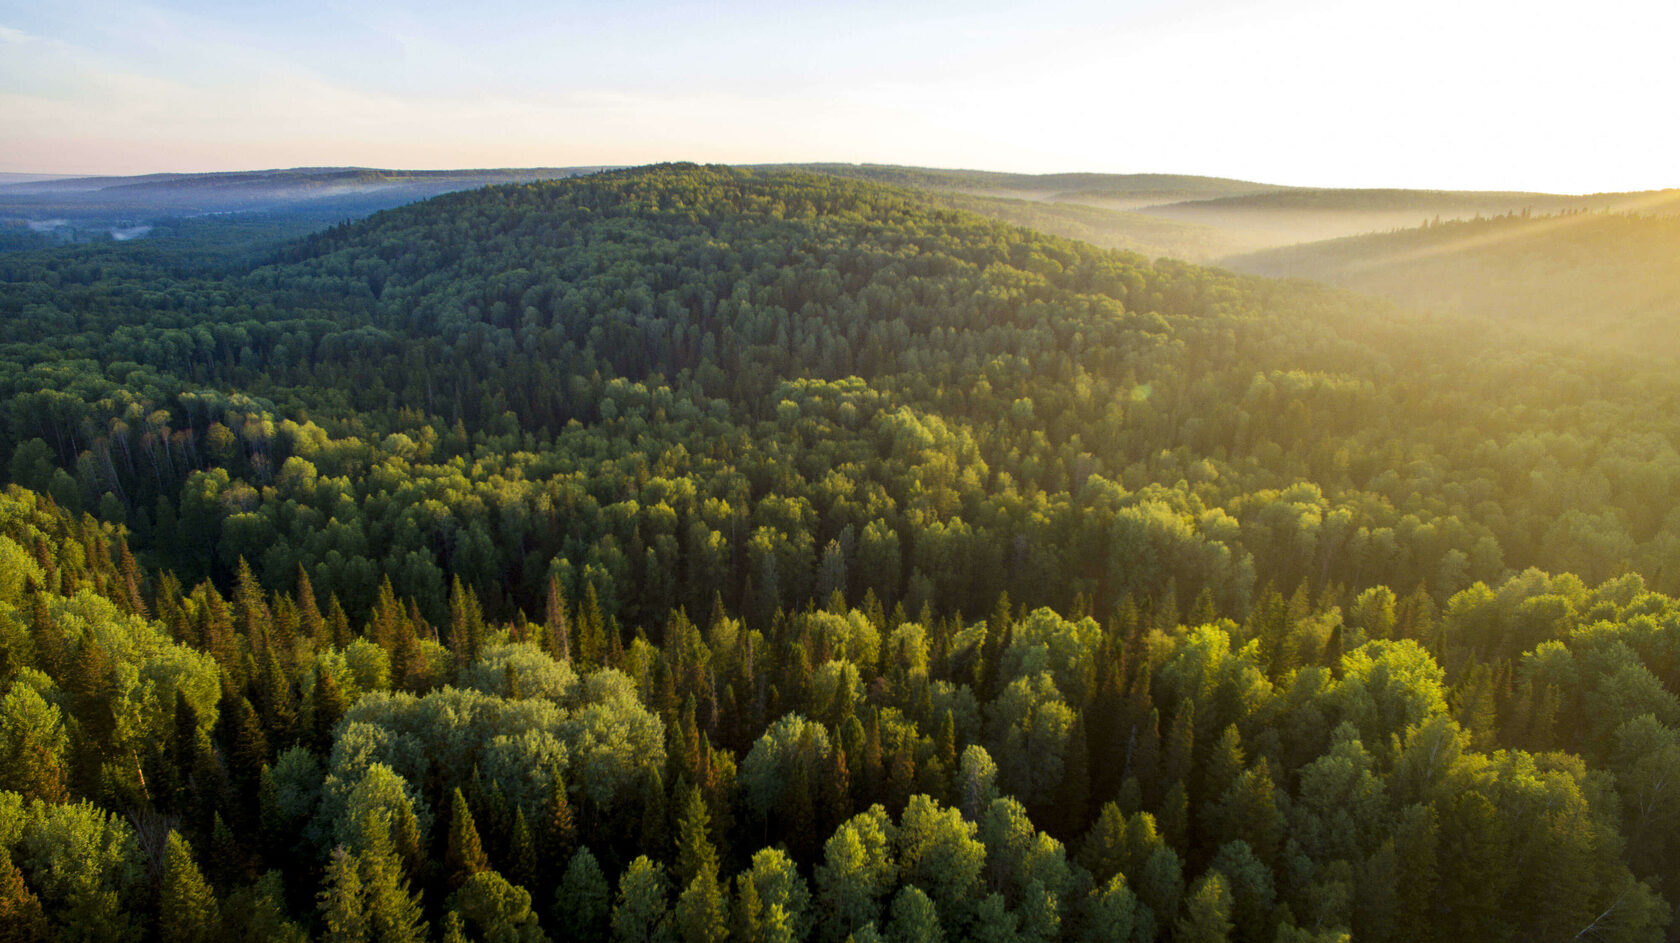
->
[1,164,1679,942]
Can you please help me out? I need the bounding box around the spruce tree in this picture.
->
[357,815,428,943]
[158,831,219,943]
[0,847,49,943]
[446,787,491,889]
[553,847,610,942]
[318,845,369,943]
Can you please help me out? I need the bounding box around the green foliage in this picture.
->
[2,165,1680,942]
[158,831,218,943]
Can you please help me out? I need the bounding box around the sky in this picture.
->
[0,0,1674,192]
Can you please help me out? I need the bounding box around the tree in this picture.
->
[673,869,728,943]
[449,870,549,943]
[355,814,427,943]
[542,760,579,866]
[612,856,672,943]
[0,847,49,943]
[318,846,369,943]
[158,831,219,943]
[816,807,896,942]
[1079,876,1137,943]
[1175,872,1233,943]
[744,848,814,943]
[554,848,610,942]
[672,785,727,943]
[508,807,538,891]
[447,787,490,888]
[885,886,943,943]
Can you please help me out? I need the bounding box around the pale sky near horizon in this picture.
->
[1,0,1674,193]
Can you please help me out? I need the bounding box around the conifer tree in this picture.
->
[1175,872,1234,943]
[297,565,325,645]
[674,785,717,889]
[578,582,606,669]
[318,846,369,943]
[553,847,610,942]
[311,663,347,753]
[612,856,671,943]
[159,831,220,943]
[546,575,572,662]
[1056,714,1092,839]
[358,814,428,943]
[447,787,490,889]
[327,594,354,650]
[509,807,538,891]
[234,558,273,656]
[733,873,764,943]
[116,539,147,617]
[0,847,49,943]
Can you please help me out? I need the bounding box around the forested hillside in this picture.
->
[1228,210,1680,358]
[2,164,1680,942]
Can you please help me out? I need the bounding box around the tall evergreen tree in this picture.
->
[446,787,491,889]
[158,831,220,943]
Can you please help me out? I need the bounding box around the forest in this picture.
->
[2,163,1680,941]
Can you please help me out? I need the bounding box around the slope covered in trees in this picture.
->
[1228,210,1680,359]
[2,164,1679,941]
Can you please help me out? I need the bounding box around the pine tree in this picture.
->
[327,594,354,650]
[446,787,490,889]
[674,868,728,943]
[509,807,538,891]
[116,538,147,617]
[1162,700,1195,788]
[158,831,220,943]
[297,565,325,646]
[674,786,717,889]
[546,575,572,662]
[234,557,273,656]
[226,694,270,797]
[823,741,854,838]
[1175,872,1233,943]
[311,663,347,754]
[639,768,670,860]
[447,576,484,669]
[612,856,672,943]
[553,847,610,942]
[733,873,764,943]
[543,760,578,866]
[578,582,606,669]
[977,592,1013,697]
[358,818,428,943]
[0,847,49,943]
[254,647,297,746]
[318,845,369,943]
[1159,780,1190,853]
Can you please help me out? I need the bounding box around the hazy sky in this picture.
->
[1,0,1674,191]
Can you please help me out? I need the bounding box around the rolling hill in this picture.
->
[1226,209,1680,357]
[3,165,1680,941]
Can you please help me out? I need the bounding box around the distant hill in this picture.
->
[917,190,1263,260]
[0,165,611,227]
[779,162,1283,199]
[1138,186,1680,248]
[785,163,1680,263]
[1227,210,1680,357]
